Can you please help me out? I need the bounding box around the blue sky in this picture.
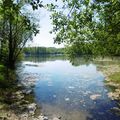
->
[26,0,64,48]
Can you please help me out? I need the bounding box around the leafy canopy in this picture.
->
[49,0,120,56]
[0,0,42,68]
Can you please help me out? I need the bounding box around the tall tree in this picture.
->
[0,0,40,68]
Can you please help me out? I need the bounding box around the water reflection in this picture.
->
[24,55,66,63]
[70,56,120,67]
[21,56,120,120]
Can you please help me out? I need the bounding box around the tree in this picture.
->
[49,0,120,56]
[23,47,64,55]
[94,0,120,56]
[0,0,40,68]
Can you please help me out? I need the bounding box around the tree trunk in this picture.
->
[8,18,15,69]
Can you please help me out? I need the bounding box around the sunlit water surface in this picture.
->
[19,56,120,120]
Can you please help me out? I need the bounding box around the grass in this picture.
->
[0,64,18,105]
[0,64,4,69]
[108,72,120,84]
[0,64,6,80]
[0,75,4,81]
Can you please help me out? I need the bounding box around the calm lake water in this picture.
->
[20,56,120,120]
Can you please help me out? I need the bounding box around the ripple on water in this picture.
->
[21,59,120,120]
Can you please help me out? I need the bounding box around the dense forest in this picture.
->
[23,47,65,56]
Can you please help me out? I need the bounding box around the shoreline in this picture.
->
[0,78,61,120]
[0,58,120,120]
[98,63,120,100]
[98,63,120,115]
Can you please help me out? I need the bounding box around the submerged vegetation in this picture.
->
[109,72,120,84]
[96,59,120,115]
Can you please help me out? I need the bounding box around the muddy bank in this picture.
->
[0,73,61,120]
[0,86,61,120]
[97,63,120,115]
[98,64,120,100]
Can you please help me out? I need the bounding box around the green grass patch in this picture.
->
[108,72,120,84]
[0,64,5,81]
[0,75,4,81]
[0,64,5,71]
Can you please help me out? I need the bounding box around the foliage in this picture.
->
[0,0,119,69]
[49,0,120,57]
[23,47,65,56]
[0,75,4,81]
[0,64,5,81]
[0,64,5,70]
[68,56,92,66]
[0,0,41,69]
[24,55,66,63]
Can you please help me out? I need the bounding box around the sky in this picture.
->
[26,0,64,48]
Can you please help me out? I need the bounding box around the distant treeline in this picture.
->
[23,47,65,56]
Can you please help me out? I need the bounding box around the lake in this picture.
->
[19,56,120,120]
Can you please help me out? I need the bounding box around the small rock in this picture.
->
[15,91,23,95]
[107,92,114,98]
[43,116,48,120]
[65,98,70,101]
[112,107,120,111]
[107,92,120,100]
[17,84,22,87]
[38,115,44,120]
[22,89,32,94]
[7,113,11,117]
[27,103,36,115]
[90,94,101,100]
[58,116,61,119]
[20,113,28,120]
[37,115,49,120]
[21,100,29,104]
[17,94,24,100]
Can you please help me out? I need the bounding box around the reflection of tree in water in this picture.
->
[69,56,120,67]
[24,55,94,66]
[69,56,93,66]
[24,55,120,67]
[24,55,66,63]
